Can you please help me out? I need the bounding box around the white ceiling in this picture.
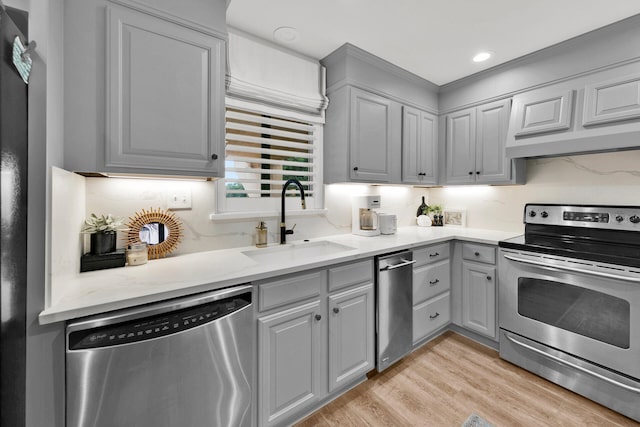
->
[226,0,640,86]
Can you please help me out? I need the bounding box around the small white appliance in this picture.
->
[378,213,397,235]
[352,195,381,236]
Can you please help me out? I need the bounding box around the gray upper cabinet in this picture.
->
[402,106,437,184]
[324,85,400,183]
[582,72,640,126]
[445,107,476,184]
[322,43,439,184]
[476,99,515,183]
[105,5,224,175]
[506,62,640,159]
[511,90,574,137]
[64,0,226,178]
[445,99,522,185]
[349,88,395,182]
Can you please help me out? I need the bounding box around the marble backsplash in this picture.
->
[54,149,640,263]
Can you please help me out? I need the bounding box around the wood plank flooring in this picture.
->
[295,331,638,426]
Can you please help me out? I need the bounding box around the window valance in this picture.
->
[226,29,329,115]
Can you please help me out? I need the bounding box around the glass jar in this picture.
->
[126,243,148,266]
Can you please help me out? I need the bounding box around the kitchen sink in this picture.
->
[242,240,356,263]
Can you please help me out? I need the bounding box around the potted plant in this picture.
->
[427,204,444,226]
[81,213,127,255]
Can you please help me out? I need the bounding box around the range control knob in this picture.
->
[541,211,549,218]
[616,215,625,223]
[630,215,640,224]
[528,211,536,218]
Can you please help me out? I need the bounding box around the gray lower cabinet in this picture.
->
[460,243,497,339]
[64,0,226,177]
[257,259,374,426]
[445,99,524,185]
[402,106,438,184]
[328,283,374,392]
[324,85,400,183]
[412,243,451,344]
[258,300,324,427]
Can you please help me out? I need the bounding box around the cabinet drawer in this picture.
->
[258,271,324,312]
[413,261,450,305]
[328,259,374,292]
[413,292,450,344]
[462,243,496,264]
[413,243,449,266]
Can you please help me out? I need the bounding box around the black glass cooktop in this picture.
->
[499,224,640,268]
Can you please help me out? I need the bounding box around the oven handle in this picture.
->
[503,253,640,283]
[504,332,640,394]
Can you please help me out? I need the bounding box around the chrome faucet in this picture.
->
[280,178,306,244]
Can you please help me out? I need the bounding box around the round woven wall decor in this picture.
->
[125,207,183,259]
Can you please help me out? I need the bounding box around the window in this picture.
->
[216,99,324,214]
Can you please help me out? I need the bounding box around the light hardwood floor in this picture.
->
[296,331,638,426]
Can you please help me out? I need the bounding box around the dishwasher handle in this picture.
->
[380,259,416,271]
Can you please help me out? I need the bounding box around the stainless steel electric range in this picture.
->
[498,204,640,422]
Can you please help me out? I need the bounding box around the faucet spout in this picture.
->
[280,178,306,244]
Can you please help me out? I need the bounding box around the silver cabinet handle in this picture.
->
[503,253,640,283]
[504,332,640,394]
[380,259,416,271]
[429,312,440,320]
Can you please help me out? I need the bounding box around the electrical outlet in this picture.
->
[167,189,192,210]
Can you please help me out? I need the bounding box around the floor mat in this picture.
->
[461,413,495,427]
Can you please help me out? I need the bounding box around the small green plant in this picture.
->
[425,204,443,215]
[81,213,127,234]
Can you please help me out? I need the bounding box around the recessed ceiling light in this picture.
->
[472,51,493,63]
[273,26,299,43]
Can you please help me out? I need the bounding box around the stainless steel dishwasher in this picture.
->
[66,285,253,427]
[376,251,415,371]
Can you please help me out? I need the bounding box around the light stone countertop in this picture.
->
[39,226,520,324]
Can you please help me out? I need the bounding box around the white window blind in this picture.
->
[224,107,317,201]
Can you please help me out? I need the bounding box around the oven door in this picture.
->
[499,248,640,380]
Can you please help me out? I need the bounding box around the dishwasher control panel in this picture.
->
[68,292,251,350]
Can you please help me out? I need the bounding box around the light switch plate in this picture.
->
[167,188,192,210]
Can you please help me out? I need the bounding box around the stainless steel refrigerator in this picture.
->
[0,2,29,426]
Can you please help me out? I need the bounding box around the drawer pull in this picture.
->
[429,312,440,320]
[429,279,440,285]
[429,252,439,257]
[475,251,480,256]
[487,275,492,281]
[333,307,340,314]
[315,314,322,321]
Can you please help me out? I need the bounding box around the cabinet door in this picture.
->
[349,88,393,182]
[583,72,640,126]
[402,106,437,184]
[259,300,324,427]
[462,262,496,339]
[106,5,225,176]
[445,107,476,184]
[328,283,375,392]
[476,99,511,183]
[510,90,573,137]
